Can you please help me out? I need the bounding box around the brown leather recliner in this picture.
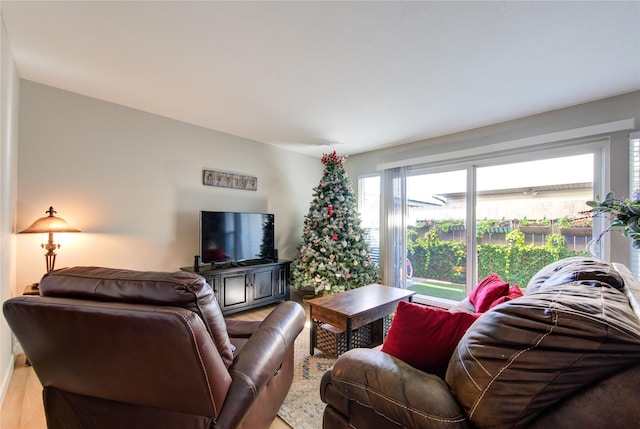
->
[320,257,640,428]
[3,266,305,429]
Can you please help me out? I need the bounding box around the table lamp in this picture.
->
[19,206,81,273]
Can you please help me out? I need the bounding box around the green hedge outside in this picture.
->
[408,228,588,288]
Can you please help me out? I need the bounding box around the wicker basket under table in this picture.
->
[315,314,393,357]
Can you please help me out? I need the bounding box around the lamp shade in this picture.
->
[20,206,80,234]
[20,206,80,274]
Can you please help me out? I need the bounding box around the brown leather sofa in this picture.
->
[320,257,640,428]
[3,266,305,429]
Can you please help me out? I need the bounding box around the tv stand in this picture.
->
[181,260,291,315]
[235,258,275,267]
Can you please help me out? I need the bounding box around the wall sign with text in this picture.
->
[203,169,257,191]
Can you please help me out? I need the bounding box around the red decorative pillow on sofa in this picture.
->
[469,273,510,313]
[489,285,524,309]
[381,301,480,378]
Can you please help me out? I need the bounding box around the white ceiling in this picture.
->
[1,1,639,158]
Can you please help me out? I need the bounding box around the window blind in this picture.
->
[630,133,640,277]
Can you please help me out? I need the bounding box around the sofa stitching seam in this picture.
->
[161,308,219,417]
[457,342,484,392]
[332,375,469,423]
[350,398,404,426]
[467,287,561,418]
[228,369,258,397]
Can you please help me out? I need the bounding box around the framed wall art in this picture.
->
[203,169,257,191]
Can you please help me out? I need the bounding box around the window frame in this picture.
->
[376,138,610,307]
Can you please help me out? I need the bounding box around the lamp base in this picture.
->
[23,283,39,295]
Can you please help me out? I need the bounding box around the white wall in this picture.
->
[0,15,20,411]
[346,91,640,265]
[16,80,322,287]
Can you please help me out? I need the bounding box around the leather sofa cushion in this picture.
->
[447,270,640,429]
[39,266,236,368]
[526,256,625,293]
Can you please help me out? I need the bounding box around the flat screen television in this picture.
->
[200,211,275,265]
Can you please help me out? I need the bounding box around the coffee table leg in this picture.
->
[346,318,353,351]
[310,320,316,356]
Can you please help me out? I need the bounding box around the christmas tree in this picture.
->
[291,151,380,295]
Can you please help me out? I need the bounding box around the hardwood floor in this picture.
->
[1,299,305,429]
[2,354,46,429]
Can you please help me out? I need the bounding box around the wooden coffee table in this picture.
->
[307,284,415,356]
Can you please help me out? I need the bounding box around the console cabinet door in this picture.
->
[219,271,249,312]
[201,274,216,293]
[251,268,276,302]
[200,273,224,309]
[275,264,289,297]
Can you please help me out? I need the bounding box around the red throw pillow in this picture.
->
[489,285,524,309]
[381,301,480,378]
[469,273,510,313]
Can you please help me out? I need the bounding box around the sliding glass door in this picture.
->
[405,169,468,301]
[383,145,603,305]
[474,153,594,291]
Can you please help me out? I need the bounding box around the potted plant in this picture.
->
[586,190,640,249]
[518,217,552,235]
[558,216,593,237]
[485,219,512,235]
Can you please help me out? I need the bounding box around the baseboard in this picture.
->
[0,352,15,412]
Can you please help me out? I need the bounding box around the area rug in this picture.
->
[278,326,336,429]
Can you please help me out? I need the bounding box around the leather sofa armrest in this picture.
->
[215,301,305,428]
[323,348,473,428]
[225,319,262,338]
